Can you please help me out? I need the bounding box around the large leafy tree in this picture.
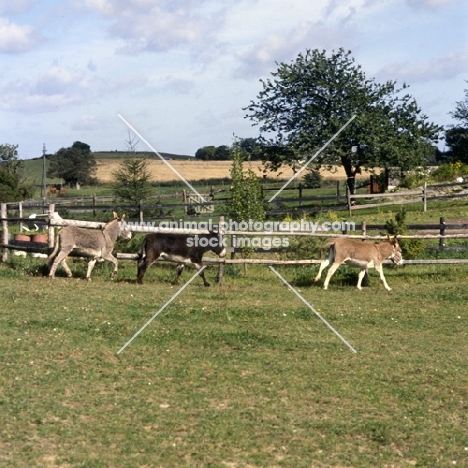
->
[0,143,23,176]
[245,48,441,193]
[0,144,35,201]
[451,82,468,125]
[49,141,97,187]
[445,82,468,163]
[444,127,468,163]
[0,167,21,202]
[195,146,217,161]
[195,145,232,160]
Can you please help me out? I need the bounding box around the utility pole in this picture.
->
[41,143,47,203]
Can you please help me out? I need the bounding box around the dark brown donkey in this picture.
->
[136,232,226,286]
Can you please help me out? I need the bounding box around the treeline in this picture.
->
[195,138,262,161]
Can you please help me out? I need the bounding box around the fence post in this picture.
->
[336,180,340,197]
[18,201,23,233]
[231,234,236,259]
[439,217,445,249]
[182,190,187,215]
[423,182,427,212]
[139,200,144,224]
[360,220,370,286]
[346,185,352,216]
[48,204,55,250]
[217,215,225,284]
[298,183,303,206]
[93,193,97,220]
[1,203,8,262]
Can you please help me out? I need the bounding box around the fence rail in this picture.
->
[5,179,468,219]
[2,205,468,270]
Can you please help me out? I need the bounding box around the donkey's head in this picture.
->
[116,213,132,240]
[208,229,226,257]
[105,212,132,240]
[388,236,403,265]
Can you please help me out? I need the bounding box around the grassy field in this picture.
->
[1,254,467,467]
[6,156,468,466]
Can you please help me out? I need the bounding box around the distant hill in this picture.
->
[93,151,194,160]
[18,158,63,186]
[19,150,194,186]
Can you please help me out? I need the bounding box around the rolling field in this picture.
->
[0,257,467,467]
[95,159,377,183]
[21,155,377,185]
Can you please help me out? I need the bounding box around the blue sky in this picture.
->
[1,0,467,159]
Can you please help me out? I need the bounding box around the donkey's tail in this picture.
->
[137,236,147,261]
[46,234,60,264]
[322,239,336,249]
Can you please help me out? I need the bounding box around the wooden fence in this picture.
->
[2,205,468,272]
[266,180,468,215]
[10,179,468,220]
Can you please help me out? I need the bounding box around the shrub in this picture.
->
[384,207,424,259]
[431,162,468,182]
[399,171,429,189]
[303,167,322,188]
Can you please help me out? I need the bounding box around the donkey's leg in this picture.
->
[49,250,72,278]
[137,250,159,284]
[136,258,149,284]
[61,258,73,278]
[195,263,210,287]
[322,262,341,290]
[313,259,330,283]
[314,247,335,284]
[101,253,118,279]
[356,269,367,290]
[85,259,98,281]
[172,263,184,285]
[375,264,391,291]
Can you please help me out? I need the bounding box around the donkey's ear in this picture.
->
[121,213,126,221]
[113,211,118,219]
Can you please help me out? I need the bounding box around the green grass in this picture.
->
[1,257,467,467]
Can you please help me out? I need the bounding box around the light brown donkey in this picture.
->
[47,212,132,280]
[314,236,403,291]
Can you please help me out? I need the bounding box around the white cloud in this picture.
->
[406,0,461,10]
[82,0,228,54]
[33,66,87,96]
[0,17,40,53]
[87,59,97,72]
[71,114,108,131]
[0,0,36,15]
[161,76,195,94]
[233,21,356,79]
[377,47,468,83]
[0,65,93,112]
